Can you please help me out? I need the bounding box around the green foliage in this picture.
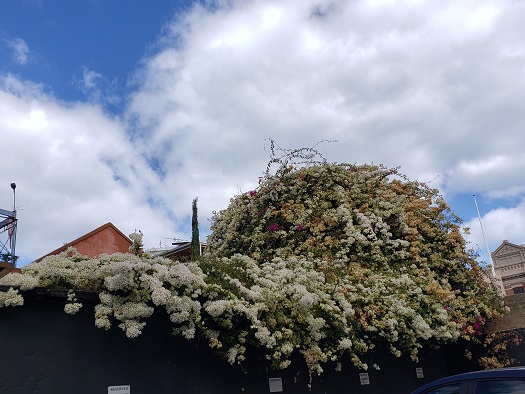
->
[1,253,18,263]
[191,197,200,260]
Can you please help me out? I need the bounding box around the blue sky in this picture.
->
[1,0,525,267]
[0,1,191,110]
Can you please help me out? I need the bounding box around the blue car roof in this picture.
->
[411,367,525,394]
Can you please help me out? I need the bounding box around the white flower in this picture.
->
[151,287,171,306]
[118,320,146,338]
[0,287,24,307]
[338,338,353,350]
[64,303,82,315]
[0,272,39,290]
[95,317,111,330]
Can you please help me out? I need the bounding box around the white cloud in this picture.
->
[80,67,103,91]
[2,0,525,267]
[464,201,525,265]
[4,37,30,65]
[127,0,525,217]
[445,155,525,198]
[0,75,185,265]
[74,66,120,106]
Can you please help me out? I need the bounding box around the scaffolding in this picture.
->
[0,183,17,278]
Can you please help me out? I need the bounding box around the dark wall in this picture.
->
[1,295,520,394]
[500,293,525,329]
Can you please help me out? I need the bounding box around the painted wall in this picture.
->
[73,226,130,258]
[34,223,132,263]
[1,292,523,394]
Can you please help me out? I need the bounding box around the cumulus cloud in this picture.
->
[2,0,525,265]
[4,37,30,65]
[127,0,525,233]
[464,200,525,265]
[0,74,185,264]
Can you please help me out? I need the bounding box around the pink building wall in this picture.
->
[35,223,132,263]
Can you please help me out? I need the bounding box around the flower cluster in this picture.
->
[206,162,506,371]
[0,162,507,377]
[64,289,83,315]
[0,287,24,307]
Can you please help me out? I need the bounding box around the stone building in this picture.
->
[492,240,525,296]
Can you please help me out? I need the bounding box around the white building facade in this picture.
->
[492,240,525,296]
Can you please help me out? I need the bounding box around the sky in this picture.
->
[1,0,524,268]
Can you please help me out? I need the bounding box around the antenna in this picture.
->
[473,194,495,277]
[171,237,188,245]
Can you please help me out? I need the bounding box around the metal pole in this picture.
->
[10,183,16,266]
[473,194,495,277]
[11,183,16,211]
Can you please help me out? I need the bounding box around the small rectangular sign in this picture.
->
[269,377,283,392]
[416,367,424,379]
[359,372,370,385]
[108,385,130,394]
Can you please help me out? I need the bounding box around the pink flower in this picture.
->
[249,190,257,197]
[296,225,305,231]
[257,207,269,216]
[268,224,279,232]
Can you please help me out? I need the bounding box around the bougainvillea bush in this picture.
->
[207,162,506,367]
[0,162,506,378]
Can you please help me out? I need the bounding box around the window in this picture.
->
[476,379,525,394]
[423,383,462,394]
[513,287,525,294]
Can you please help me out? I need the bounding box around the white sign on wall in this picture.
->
[416,367,424,379]
[108,385,130,394]
[269,377,283,392]
[359,372,370,385]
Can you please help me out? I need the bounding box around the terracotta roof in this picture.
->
[33,222,132,263]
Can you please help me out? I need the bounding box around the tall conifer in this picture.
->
[191,197,200,260]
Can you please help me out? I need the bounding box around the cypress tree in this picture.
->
[191,197,200,260]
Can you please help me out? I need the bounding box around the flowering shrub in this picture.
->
[207,162,506,370]
[128,230,145,256]
[0,287,24,307]
[0,162,507,378]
